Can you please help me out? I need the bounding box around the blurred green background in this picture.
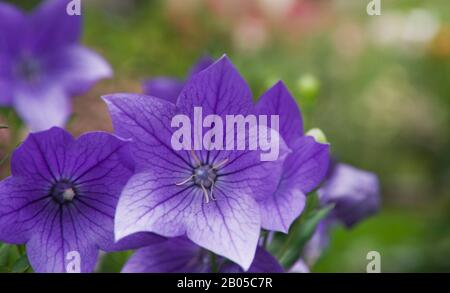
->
[3,0,450,272]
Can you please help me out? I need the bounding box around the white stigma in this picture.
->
[63,188,76,202]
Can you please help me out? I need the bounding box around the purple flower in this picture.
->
[255,81,330,233]
[0,127,134,272]
[302,220,330,265]
[0,0,112,131]
[104,56,289,270]
[142,56,214,103]
[122,236,283,273]
[318,163,381,228]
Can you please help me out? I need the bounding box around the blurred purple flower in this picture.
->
[104,56,289,270]
[122,236,283,273]
[318,163,381,228]
[0,0,112,131]
[142,56,214,103]
[255,81,329,233]
[0,127,134,272]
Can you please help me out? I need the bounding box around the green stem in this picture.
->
[210,252,218,273]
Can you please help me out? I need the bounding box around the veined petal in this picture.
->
[283,136,330,193]
[177,55,253,118]
[11,127,74,181]
[0,177,53,244]
[115,171,261,271]
[61,132,132,251]
[122,237,208,273]
[256,81,304,147]
[258,185,306,233]
[103,93,193,174]
[257,136,328,232]
[26,204,99,273]
[187,56,215,77]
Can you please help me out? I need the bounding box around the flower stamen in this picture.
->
[176,174,195,186]
[213,158,229,170]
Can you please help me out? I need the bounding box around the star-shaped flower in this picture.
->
[0,127,137,272]
[104,56,289,270]
[0,0,112,131]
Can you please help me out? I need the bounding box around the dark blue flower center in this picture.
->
[51,180,77,204]
[15,57,41,82]
[193,165,217,189]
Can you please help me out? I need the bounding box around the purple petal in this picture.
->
[303,220,330,265]
[27,0,82,55]
[258,136,328,232]
[1,128,133,272]
[122,237,209,273]
[112,232,166,251]
[13,84,71,131]
[289,259,310,273]
[62,132,132,251]
[115,171,261,271]
[11,127,74,181]
[177,55,253,118]
[25,206,99,273]
[0,2,25,105]
[318,163,380,227]
[187,56,215,77]
[283,136,330,194]
[141,56,214,103]
[256,81,304,147]
[0,177,53,244]
[0,2,25,56]
[141,77,184,104]
[103,93,188,174]
[220,247,284,273]
[46,45,112,96]
[0,79,13,106]
[258,184,306,233]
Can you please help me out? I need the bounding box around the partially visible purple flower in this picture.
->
[255,81,330,233]
[289,259,310,273]
[122,236,283,273]
[142,56,214,103]
[104,56,289,270]
[302,220,330,265]
[0,127,133,272]
[318,163,381,228]
[0,0,112,131]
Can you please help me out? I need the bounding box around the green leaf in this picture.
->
[11,254,30,273]
[279,204,334,269]
[96,251,133,273]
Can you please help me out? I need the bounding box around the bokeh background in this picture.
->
[1,0,449,272]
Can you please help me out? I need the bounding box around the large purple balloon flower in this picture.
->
[0,127,133,272]
[104,56,289,270]
[142,56,330,234]
[0,0,112,131]
[122,236,283,273]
